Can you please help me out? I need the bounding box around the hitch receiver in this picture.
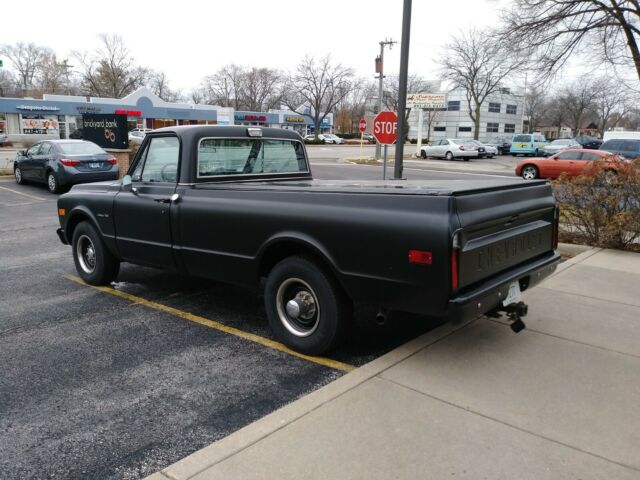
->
[487,301,529,333]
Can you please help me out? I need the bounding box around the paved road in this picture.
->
[0,178,437,479]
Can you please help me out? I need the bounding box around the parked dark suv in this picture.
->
[600,139,640,160]
[574,136,603,149]
[14,140,119,193]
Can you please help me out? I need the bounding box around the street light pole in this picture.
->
[375,38,396,160]
[394,0,412,179]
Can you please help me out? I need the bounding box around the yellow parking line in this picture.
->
[0,185,46,201]
[65,275,355,373]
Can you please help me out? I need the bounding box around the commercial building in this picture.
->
[0,88,333,143]
[407,87,525,142]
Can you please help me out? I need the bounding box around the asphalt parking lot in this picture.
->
[0,178,438,479]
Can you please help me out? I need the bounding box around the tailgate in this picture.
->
[453,182,556,289]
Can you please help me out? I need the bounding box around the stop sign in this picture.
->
[358,118,367,133]
[373,111,398,145]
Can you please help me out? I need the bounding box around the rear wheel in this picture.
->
[445,151,454,161]
[47,172,61,194]
[14,166,25,185]
[264,256,349,355]
[72,221,120,285]
[521,164,539,180]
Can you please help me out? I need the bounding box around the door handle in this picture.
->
[154,194,180,204]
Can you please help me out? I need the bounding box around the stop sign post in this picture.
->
[373,111,398,180]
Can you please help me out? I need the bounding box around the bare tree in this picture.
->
[542,95,568,138]
[423,109,442,144]
[35,53,76,95]
[0,70,18,97]
[383,75,436,120]
[200,64,246,108]
[560,77,597,136]
[592,77,633,136]
[73,34,148,98]
[524,84,547,133]
[439,30,525,139]
[148,70,183,102]
[335,77,376,133]
[239,67,282,111]
[498,0,640,83]
[189,87,205,104]
[0,42,51,92]
[283,55,353,139]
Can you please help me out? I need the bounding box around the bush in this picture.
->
[553,159,640,250]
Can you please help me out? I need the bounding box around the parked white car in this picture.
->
[321,134,344,144]
[128,128,152,145]
[542,138,582,156]
[420,138,477,161]
[304,134,327,143]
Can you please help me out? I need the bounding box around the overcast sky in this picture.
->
[2,0,525,94]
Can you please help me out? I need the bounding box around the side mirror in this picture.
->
[17,150,26,157]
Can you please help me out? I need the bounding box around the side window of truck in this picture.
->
[135,136,180,183]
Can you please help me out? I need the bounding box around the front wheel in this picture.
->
[15,166,26,185]
[264,256,349,355]
[72,221,120,285]
[420,150,427,159]
[521,164,539,180]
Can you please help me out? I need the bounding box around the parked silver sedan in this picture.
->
[542,138,582,156]
[420,138,476,161]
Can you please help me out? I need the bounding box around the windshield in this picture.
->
[57,142,106,155]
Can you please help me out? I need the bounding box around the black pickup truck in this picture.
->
[56,126,560,354]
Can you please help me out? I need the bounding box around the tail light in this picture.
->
[551,206,559,250]
[451,231,460,290]
[107,157,118,165]
[459,145,465,151]
[60,158,79,166]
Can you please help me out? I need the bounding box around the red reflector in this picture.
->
[107,157,118,165]
[451,249,459,290]
[60,158,79,166]
[459,145,465,151]
[408,250,432,265]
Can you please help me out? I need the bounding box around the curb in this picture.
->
[153,318,476,480]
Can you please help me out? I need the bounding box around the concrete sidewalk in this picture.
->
[149,248,640,480]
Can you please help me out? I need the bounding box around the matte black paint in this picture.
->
[57,125,560,322]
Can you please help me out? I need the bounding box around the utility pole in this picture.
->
[394,0,412,179]
[375,38,396,160]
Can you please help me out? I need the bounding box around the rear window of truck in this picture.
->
[198,138,308,177]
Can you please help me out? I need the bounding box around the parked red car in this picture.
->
[515,149,625,179]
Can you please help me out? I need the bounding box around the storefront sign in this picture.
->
[82,114,128,149]
[235,114,267,122]
[17,104,60,112]
[22,118,59,134]
[285,116,305,123]
[76,105,102,114]
[406,93,447,109]
[114,109,142,116]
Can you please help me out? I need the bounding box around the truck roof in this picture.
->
[152,125,304,142]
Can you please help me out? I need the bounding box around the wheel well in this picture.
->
[65,212,93,242]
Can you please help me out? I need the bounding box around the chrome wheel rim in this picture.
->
[522,166,537,180]
[48,174,56,192]
[76,234,97,274]
[15,168,22,183]
[276,278,320,337]
[446,152,453,160]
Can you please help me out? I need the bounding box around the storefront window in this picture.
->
[21,114,59,135]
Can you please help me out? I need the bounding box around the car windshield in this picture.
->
[57,142,106,155]
[512,135,531,142]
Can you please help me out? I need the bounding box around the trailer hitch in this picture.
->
[487,301,528,333]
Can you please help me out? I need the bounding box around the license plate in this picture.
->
[89,162,100,168]
[503,281,522,307]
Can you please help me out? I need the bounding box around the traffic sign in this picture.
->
[358,118,367,133]
[373,111,398,145]
[406,92,447,109]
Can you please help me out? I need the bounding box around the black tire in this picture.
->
[72,221,120,285]
[420,150,427,159]
[14,166,26,185]
[47,171,62,194]
[264,256,349,355]
[521,164,539,180]
[497,147,503,155]
[445,151,454,161]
